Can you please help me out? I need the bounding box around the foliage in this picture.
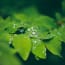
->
[0,0,65,65]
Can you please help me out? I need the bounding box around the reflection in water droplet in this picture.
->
[20,29,24,33]
[14,27,26,34]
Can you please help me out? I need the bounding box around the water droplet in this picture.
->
[9,36,13,44]
[20,29,24,33]
[13,24,16,28]
[9,41,12,44]
[27,28,31,31]
[14,27,26,34]
[30,27,37,32]
[32,41,37,47]
[32,31,36,35]
[31,27,34,30]
[42,48,46,54]
[33,40,37,44]
[44,52,46,56]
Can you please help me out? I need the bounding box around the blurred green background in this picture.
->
[0,0,63,18]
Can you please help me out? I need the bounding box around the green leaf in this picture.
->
[4,17,22,33]
[58,25,65,42]
[45,36,62,57]
[50,29,62,41]
[0,17,7,31]
[32,39,46,59]
[0,42,21,65]
[32,16,57,30]
[13,35,31,61]
[0,32,10,43]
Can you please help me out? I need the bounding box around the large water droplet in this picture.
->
[14,27,26,34]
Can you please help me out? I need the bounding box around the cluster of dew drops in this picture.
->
[8,22,40,49]
[8,22,46,58]
[8,20,65,59]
